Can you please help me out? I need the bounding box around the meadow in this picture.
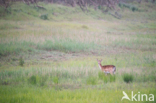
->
[0,1,156,103]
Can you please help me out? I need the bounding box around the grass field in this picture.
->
[0,1,156,103]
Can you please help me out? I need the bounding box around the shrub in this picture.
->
[81,25,88,29]
[28,75,36,85]
[52,76,59,84]
[19,57,24,66]
[28,75,47,86]
[122,73,134,83]
[40,14,48,20]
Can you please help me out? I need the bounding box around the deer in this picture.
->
[97,59,116,75]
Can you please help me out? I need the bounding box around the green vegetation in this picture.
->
[0,42,35,56]
[0,1,156,103]
[122,73,134,83]
[38,39,96,52]
[0,39,96,56]
[19,57,24,66]
[98,72,116,83]
[27,75,48,86]
[52,76,59,84]
[86,76,97,85]
[0,85,155,103]
[40,14,48,20]
[119,2,139,12]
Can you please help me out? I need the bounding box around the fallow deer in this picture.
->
[97,59,116,75]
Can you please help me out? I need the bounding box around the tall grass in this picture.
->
[0,39,97,57]
[0,23,19,30]
[113,37,156,51]
[38,39,96,52]
[0,67,95,85]
[86,76,97,85]
[28,75,48,86]
[0,85,155,103]
[98,72,116,83]
[0,41,35,56]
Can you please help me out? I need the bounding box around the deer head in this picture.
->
[97,59,102,65]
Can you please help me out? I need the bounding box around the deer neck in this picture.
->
[98,63,102,70]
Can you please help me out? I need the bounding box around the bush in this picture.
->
[40,14,48,20]
[81,25,88,29]
[132,6,138,12]
[28,75,47,86]
[28,75,36,85]
[122,73,133,83]
[52,76,59,84]
[19,57,24,66]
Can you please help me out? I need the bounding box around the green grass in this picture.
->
[86,76,97,85]
[0,23,20,30]
[38,39,96,52]
[28,75,48,86]
[0,41,35,56]
[119,2,139,12]
[0,39,97,57]
[0,65,155,86]
[0,1,156,103]
[98,72,116,83]
[0,85,155,103]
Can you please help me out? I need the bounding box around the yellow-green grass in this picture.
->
[0,85,156,103]
[0,61,155,86]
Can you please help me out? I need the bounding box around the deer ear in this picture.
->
[100,59,103,61]
[96,59,98,61]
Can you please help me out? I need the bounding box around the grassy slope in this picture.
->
[0,1,156,103]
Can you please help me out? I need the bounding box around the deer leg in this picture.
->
[113,71,115,74]
[104,72,107,75]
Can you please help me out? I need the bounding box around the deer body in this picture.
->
[97,59,116,75]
